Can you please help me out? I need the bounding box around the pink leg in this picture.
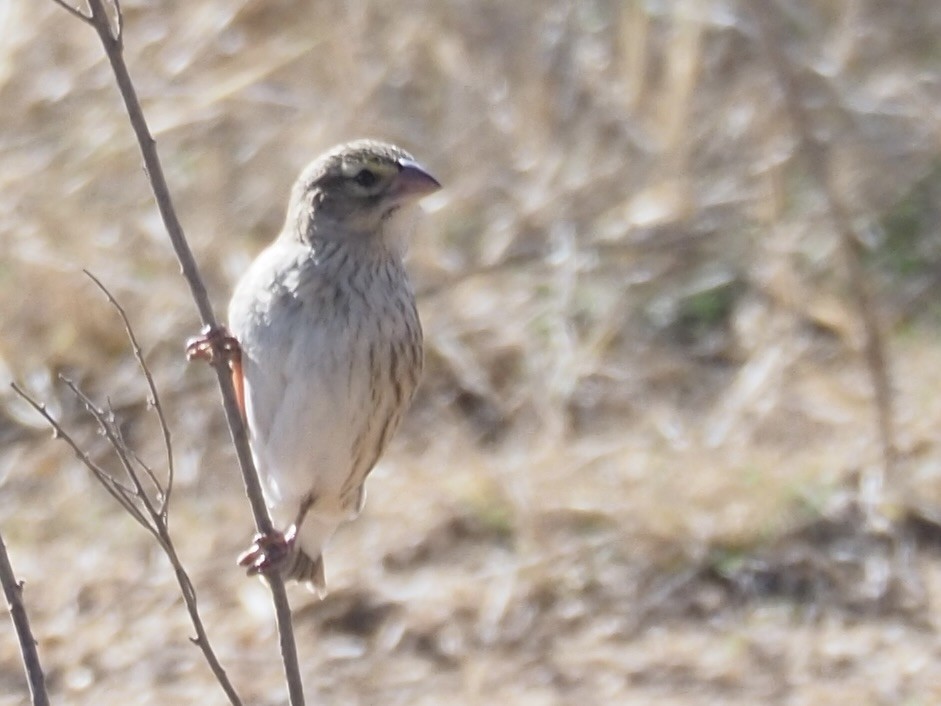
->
[237,496,315,578]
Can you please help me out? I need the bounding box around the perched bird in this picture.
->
[189,140,439,595]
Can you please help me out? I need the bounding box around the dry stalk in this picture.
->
[0,530,50,706]
[46,0,305,704]
[750,2,897,499]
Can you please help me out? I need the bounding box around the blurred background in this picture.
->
[3,0,941,703]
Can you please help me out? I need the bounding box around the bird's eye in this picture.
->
[353,169,378,188]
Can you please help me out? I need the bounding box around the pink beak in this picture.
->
[392,159,441,199]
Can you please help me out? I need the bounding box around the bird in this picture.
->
[187,139,439,596]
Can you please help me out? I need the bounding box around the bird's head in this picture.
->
[287,140,440,251]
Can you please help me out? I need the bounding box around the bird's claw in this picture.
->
[237,529,296,577]
[185,325,241,366]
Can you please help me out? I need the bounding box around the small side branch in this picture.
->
[50,0,90,22]
[84,270,176,518]
[0,529,50,706]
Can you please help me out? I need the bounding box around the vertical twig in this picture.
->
[49,1,305,704]
[0,529,50,706]
[750,2,897,491]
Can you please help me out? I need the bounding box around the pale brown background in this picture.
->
[3,1,941,704]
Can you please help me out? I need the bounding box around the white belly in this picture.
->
[228,237,421,559]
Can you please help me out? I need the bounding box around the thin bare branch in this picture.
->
[750,2,897,486]
[84,270,176,516]
[67,1,305,702]
[0,530,50,706]
[155,527,242,706]
[50,0,91,22]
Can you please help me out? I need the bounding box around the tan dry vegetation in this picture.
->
[3,0,941,704]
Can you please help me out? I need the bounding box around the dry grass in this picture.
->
[3,0,941,704]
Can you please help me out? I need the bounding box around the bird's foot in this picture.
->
[185,325,241,366]
[237,525,299,577]
[185,325,246,419]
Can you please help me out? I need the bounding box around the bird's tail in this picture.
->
[289,549,327,598]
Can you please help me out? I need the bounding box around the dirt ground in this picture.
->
[3,1,941,704]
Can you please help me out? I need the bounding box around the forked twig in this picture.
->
[0,530,50,706]
[48,1,306,703]
[750,2,897,487]
[84,270,175,517]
